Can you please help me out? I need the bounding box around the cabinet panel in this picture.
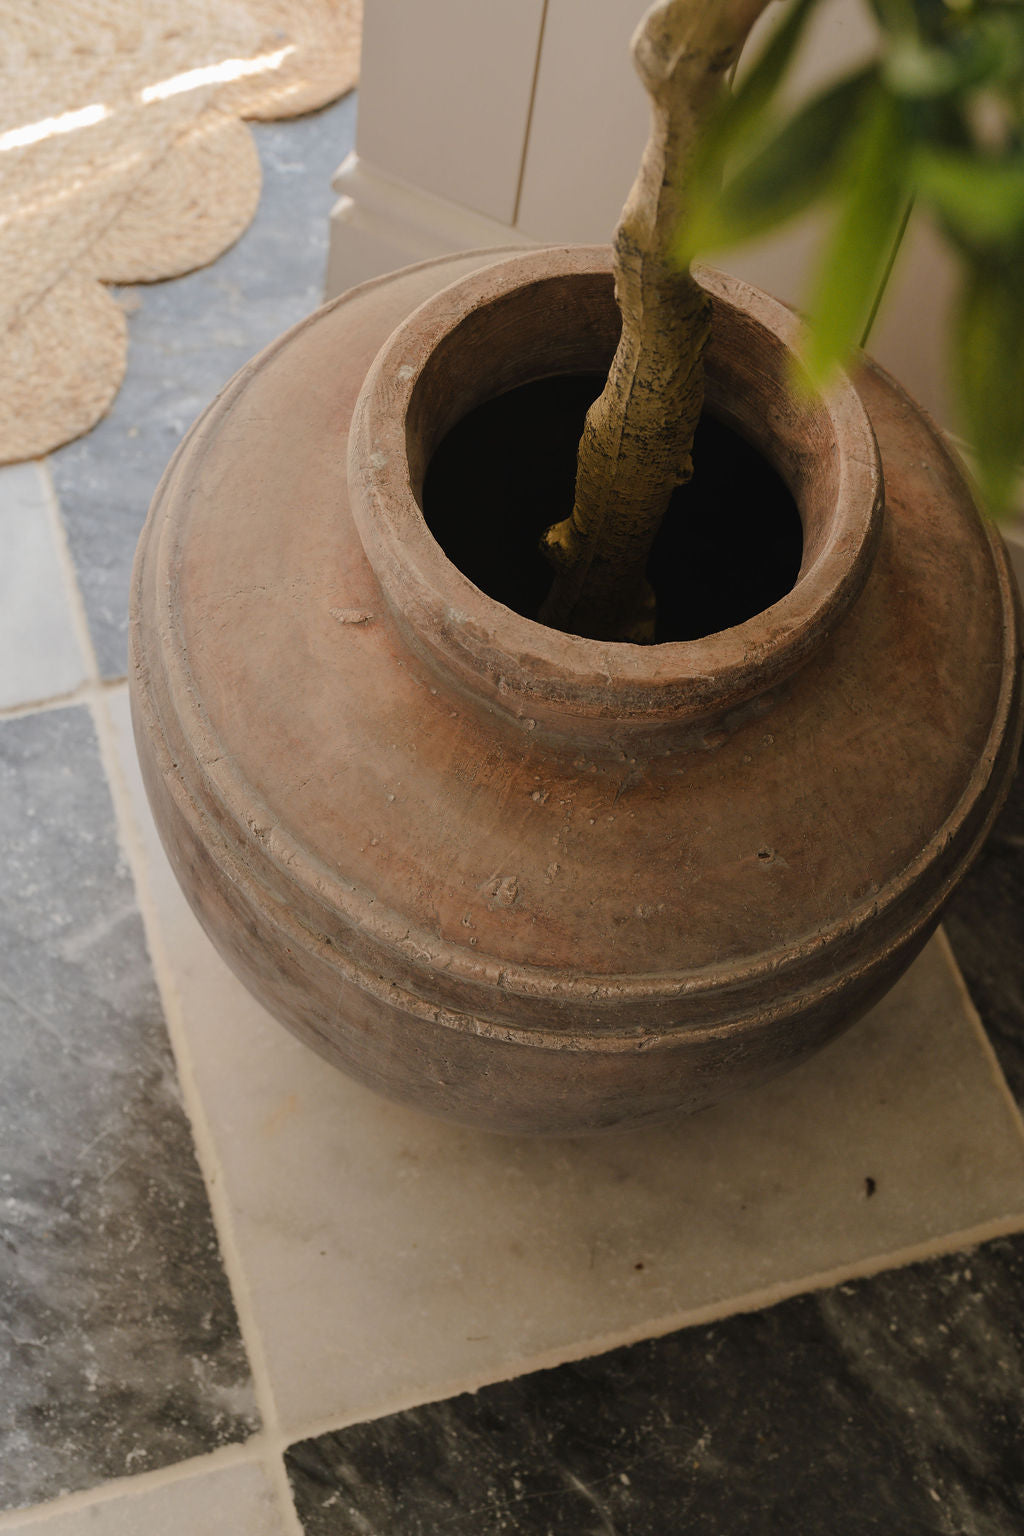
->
[357,0,547,225]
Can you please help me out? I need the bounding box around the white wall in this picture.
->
[326,0,984,476]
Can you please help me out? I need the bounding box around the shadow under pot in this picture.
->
[129,245,1022,1135]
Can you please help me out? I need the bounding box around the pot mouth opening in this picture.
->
[349,247,883,730]
[420,370,804,645]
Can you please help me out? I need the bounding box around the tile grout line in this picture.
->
[936,924,1024,1152]
[281,1205,1024,1452]
[0,1444,268,1531]
[91,684,307,1536]
[35,463,306,1536]
[0,674,126,724]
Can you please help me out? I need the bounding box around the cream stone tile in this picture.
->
[2,1462,286,1535]
[108,689,1024,1436]
[0,463,87,710]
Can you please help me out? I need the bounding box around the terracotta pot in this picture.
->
[130,246,1022,1135]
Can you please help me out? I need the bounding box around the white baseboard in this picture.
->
[325,153,536,299]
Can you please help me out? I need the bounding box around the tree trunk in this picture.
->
[539,0,774,642]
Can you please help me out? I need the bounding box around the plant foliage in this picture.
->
[676,0,1024,516]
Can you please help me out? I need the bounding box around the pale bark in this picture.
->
[539,0,774,642]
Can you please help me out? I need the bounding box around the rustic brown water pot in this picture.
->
[130,245,1022,1135]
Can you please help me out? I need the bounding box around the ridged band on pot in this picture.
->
[130,245,1023,1134]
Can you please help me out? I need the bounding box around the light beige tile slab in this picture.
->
[0,463,87,710]
[2,1462,285,1535]
[108,689,1024,1436]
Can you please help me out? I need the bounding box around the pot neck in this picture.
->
[348,246,883,749]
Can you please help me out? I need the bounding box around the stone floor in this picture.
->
[2,89,1024,1535]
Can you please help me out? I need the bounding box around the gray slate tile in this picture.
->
[50,95,357,678]
[286,1235,1024,1536]
[0,463,87,710]
[0,706,257,1510]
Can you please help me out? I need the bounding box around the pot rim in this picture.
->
[349,245,884,730]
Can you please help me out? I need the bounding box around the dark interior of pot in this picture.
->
[407,269,820,645]
[421,372,803,644]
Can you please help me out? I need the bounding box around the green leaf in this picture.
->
[865,0,917,41]
[915,147,1024,247]
[716,0,821,147]
[681,0,821,217]
[972,12,1024,92]
[684,67,879,257]
[953,258,1024,516]
[801,89,912,386]
[882,31,1003,98]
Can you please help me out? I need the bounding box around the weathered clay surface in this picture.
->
[129,246,1022,1134]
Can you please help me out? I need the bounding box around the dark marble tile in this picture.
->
[50,93,357,678]
[0,706,258,1511]
[945,746,1024,1108]
[287,1234,1024,1535]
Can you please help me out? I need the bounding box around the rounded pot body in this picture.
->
[130,246,1022,1134]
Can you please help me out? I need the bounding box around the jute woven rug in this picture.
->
[0,0,361,462]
